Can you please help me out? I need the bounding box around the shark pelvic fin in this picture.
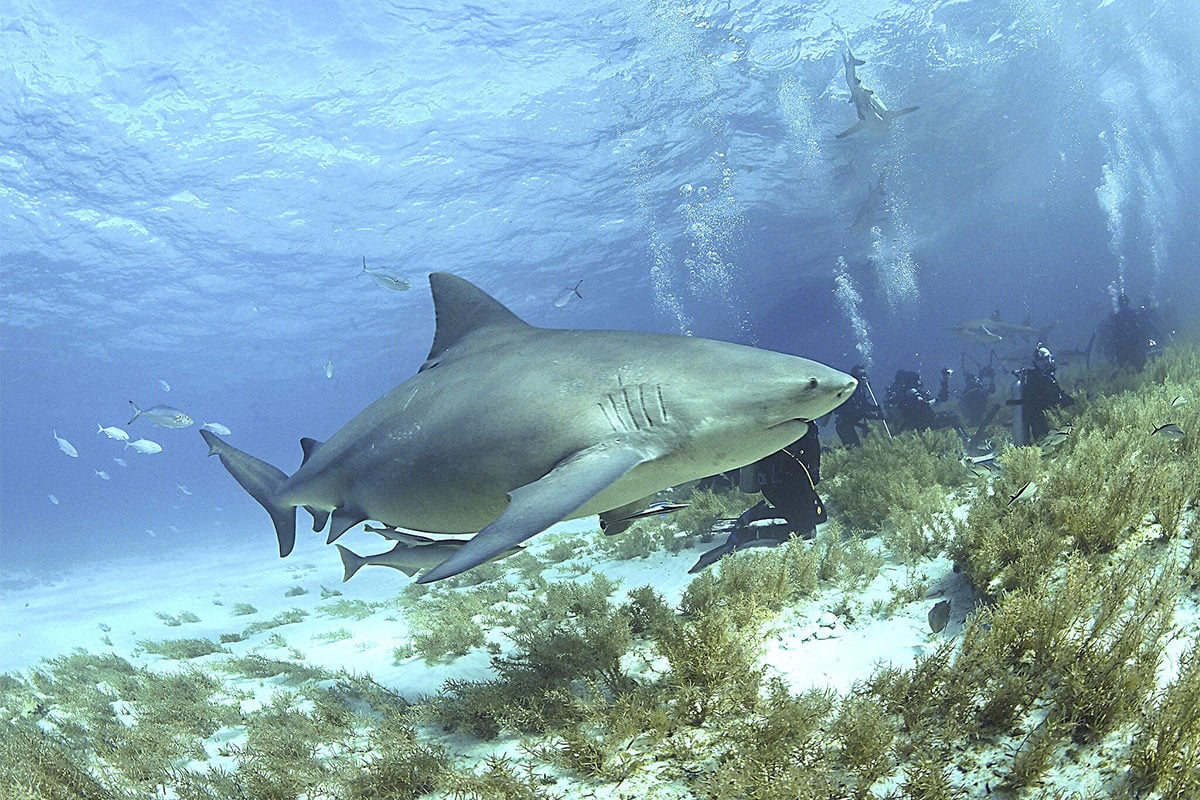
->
[417,445,648,583]
[326,507,367,544]
[306,506,330,532]
[199,430,297,557]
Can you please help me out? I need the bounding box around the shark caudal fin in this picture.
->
[199,429,298,557]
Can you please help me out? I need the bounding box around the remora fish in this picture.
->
[336,534,523,581]
[201,272,857,583]
[128,401,193,428]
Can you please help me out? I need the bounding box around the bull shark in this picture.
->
[200,273,857,584]
[836,47,918,139]
[948,313,1058,345]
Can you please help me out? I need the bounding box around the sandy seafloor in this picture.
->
[2,509,1196,798]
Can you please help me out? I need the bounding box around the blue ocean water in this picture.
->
[1,0,1197,572]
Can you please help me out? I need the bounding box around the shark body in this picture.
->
[201,273,856,583]
[837,47,918,139]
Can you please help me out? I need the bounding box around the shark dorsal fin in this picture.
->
[424,273,531,367]
[299,437,324,466]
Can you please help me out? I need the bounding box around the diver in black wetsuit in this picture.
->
[959,364,996,430]
[834,365,885,448]
[689,423,825,572]
[1101,292,1156,371]
[1011,344,1075,444]
[886,369,963,435]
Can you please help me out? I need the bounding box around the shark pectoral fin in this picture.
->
[200,429,297,558]
[417,446,649,583]
[326,508,368,544]
[892,105,919,118]
[836,121,865,139]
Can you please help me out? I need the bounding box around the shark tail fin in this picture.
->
[335,544,367,582]
[199,429,297,557]
[127,401,142,425]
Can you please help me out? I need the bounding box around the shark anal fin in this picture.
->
[200,430,297,558]
[417,446,649,583]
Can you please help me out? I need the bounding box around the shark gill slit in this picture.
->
[655,385,668,422]
[607,394,632,432]
[598,400,622,433]
[620,387,642,431]
[637,384,654,428]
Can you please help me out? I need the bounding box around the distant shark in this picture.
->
[836,47,918,139]
[948,313,1058,345]
[201,273,856,583]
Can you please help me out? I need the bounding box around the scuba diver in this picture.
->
[690,423,825,572]
[1009,343,1075,445]
[886,369,963,435]
[959,358,997,430]
[1099,292,1158,371]
[833,365,888,448]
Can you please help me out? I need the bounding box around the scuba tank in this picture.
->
[1009,368,1028,446]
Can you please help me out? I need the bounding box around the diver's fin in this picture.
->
[417,446,649,583]
[335,544,367,582]
[200,430,297,557]
[326,507,367,544]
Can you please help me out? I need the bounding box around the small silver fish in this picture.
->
[1008,480,1038,505]
[1171,395,1188,407]
[128,401,193,428]
[158,379,171,392]
[1151,423,1185,441]
[53,430,78,458]
[97,424,130,441]
[49,494,59,505]
[200,421,232,436]
[94,470,110,480]
[928,599,951,633]
[324,359,334,379]
[968,462,995,479]
[360,257,411,291]
[177,484,193,496]
[554,280,584,308]
[126,438,163,454]
[113,457,128,467]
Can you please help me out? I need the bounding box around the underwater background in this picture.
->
[2,0,1198,569]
